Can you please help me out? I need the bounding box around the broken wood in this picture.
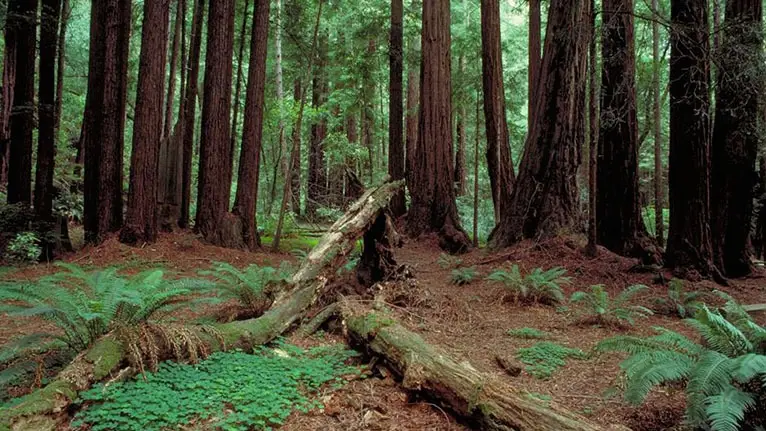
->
[344,307,610,431]
[0,180,405,431]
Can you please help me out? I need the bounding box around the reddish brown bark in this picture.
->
[529,0,541,131]
[6,0,36,205]
[54,0,70,136]
[163,0,184,142]
[405,61,419,196]
[230,0,250,173]
[481,0,516,226]
[388,0,406,217]
[489,0,589,248]
[407,0,471,254]
[710,0,763,277]
[195,0,236,245]
[666,0,716,276]
[180,0,204,228]
[307,34,328,219]
[121,0,171,245]
[0,37,14,187]
[232,0,271,250]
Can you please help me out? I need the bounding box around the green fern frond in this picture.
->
[688,351,736,398]
[705,386,755,431]
[624,352,695,404]
[729,354,766,384]
[687,306,753,357]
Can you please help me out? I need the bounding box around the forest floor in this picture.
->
[1,230,765,430]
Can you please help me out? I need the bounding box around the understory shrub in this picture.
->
[5,232,42,263]
[596,296,766,431]
[72,343,362,431]
[486,265,571,305]
[570,284,653,327]
[652,278,709,318]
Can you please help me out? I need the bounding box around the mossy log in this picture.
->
[0,181,404,431]
[344,308,612,431]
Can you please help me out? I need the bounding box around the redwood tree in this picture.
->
[307,35,328,219]
[388,0,406,216]
[195,0,236,245]
[405,54,419,194]
[666,0,715,275]
[232,0,271,250]
[408,0,471,253]
[710,0,763,277]
[121,0,171,245]
[596,0,657,261]
[82,0,131,243]
[529,0,541,131]
[6,0,36,205]
[489,0,589,248]
[481,0,516,225]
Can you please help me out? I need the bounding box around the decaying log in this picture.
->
[0,180,405,431]
[356,212,403,287]
[344,307,611,431]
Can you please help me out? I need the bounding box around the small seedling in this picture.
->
[451,267,478,285]
[570,284,653,327]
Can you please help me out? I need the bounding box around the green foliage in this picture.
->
[0,264,211,352]
[5,232,42,263]
[72,344,361,431]
[199,262,294,318]
[516,341,587,379]
[486,265,571,305]
[652,279,709,318]
[507,327,552,340]
[437,253,464,269]
[451,267,478,286]
[596,303,766,431]
[570,284,653,327]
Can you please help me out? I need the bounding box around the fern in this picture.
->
[653,279,708,318]
[200,262,292,318]
[437,253,464,269]
[486,265,569,305]
[596,303,766,431]
[451,267,478,286]
[570,284,653,327]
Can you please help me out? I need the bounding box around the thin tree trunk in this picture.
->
[489,0,589,248]
[585,0,598,257]
[54,0,70,137]
[6,0,36,205]
[388,0,406,216]
[163,0,183,142]
[307,34,328,219]
[454,0,468,197]
[289,79,302,215]
[270,0,286,216]
[407,0,471,254]
[473,92,481,247]
[195,0,236,245]
[362,39,376,184]
[121,0,171,245]
[652,0,664,247]
[0,1,16,188]
[528,0,541,132]
[666,0,717,277]
[180,0,205,228]
[481,0,516,230]
[230,0,250,175]
[710,0,762,277]
[273,0,324,251]
[232,0,271,250]
[405,63,419,195]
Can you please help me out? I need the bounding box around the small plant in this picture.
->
[0,263,210,352]
[507,327,552,340]
[596,298,766,431]
[516,341,587,379]
[5,231,41,263]
[451,266,478,285]
[652,278,709,318]
[437,253,464,269]
[486,265,571,305]
[72,343,362,431]
[200,262,293,320]
[570,284,653,327]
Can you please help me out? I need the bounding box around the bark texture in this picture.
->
[710,0,763,278]
[481,0,516,225]
[405,63,419,194]
[121,0,171,245]
[490,0,589,248]
[528,0,541,132]
[307,35,328,219]
[407,0,471,254]
[666,0,716,276]
[388,0,407,217]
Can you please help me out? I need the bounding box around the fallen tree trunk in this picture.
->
[0,181,404,431]
[344,307,612,431]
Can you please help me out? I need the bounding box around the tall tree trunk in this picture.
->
[388,0,406,216]
[453,0,468,197]
[473,92,481,247]
[121,0,171,245]
[666,0,716,276]
[232,0,271,250]
[710,0,763,278]
[163,0,183,142]
[528,0,541,132]
[289,79,302,215]
[585,0,598,257]
[35,0,61,258]
[54,0,70,136]
[408,0,471,254]
[481,0,516,231]
[405,46,419,198]
[345,107,360,204]
[0,1,16,188]
[195,0,236,245]
[362,39,376,184]
[307,34,328,219]
[489,0,589,248]
[6,0,36,205]
[180,0,204,228]
[652,0,664,247]
[271,0,286,216]
[230,0,250,174]
[596,0,657,262]
[82,0,131,243]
